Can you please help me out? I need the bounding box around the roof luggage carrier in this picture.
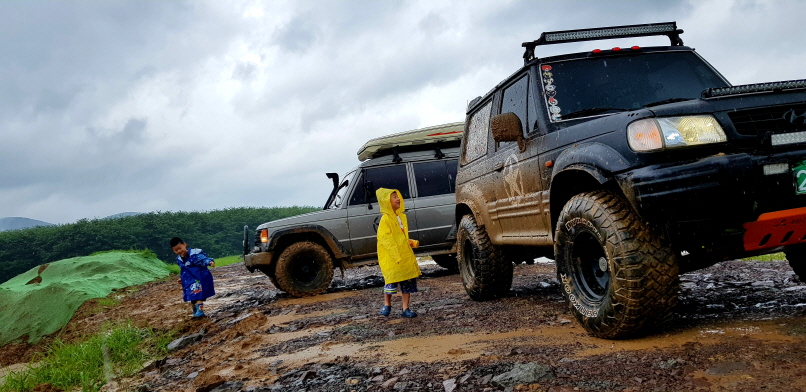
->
[357,122,463,162]
[522,21,684,64]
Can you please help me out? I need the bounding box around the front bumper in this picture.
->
[616,151,806,249]
[243,252,274,270]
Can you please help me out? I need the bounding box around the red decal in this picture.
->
[541,65,552,71]
[427,131,463,136]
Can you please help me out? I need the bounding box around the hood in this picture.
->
[376,188,404,215]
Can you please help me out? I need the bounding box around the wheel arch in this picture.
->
[550,166,620,234]
[268,226,349,268]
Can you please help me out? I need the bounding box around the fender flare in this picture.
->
[267,225,350,259]
[551,142,631,184]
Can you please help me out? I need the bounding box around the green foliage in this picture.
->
[213,255,242,268]
[0,321,174,392]
[741,252,786,262]
[0,206,317,284]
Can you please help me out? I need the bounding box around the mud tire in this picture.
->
[555,191,678,339]
[431,254,458,271]
[257,266,280,289]
[784,245,806,282]
[456,214,512,301]
[274,241,334,297]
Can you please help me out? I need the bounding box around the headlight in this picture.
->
[627,115,727,152]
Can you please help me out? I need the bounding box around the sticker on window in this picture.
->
[542,65,561,121]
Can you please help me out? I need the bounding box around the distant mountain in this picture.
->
[103,212,142,220]
[0,217,54,232]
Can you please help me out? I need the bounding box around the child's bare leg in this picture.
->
[402,293,411,310]
[384,293,392,306]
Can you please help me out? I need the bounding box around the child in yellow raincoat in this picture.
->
[376,188,421,318]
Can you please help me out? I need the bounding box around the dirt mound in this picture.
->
[0,251,170,345]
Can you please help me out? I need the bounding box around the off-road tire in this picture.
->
[784,245,806,282]
[431,254,458,271]
[555,191,678,339]
[456,214,512,300]
[274,241,334,297]
[257,266,280,289]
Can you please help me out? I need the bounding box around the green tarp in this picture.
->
[0,252,170,345]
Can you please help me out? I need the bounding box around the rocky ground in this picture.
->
[3,258,806,392]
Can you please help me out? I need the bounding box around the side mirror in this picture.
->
[492,112,527,152]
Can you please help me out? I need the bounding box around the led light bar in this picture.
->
[522,22,684,63]
[543,23,678,43]
[703,79,806,98]
[771,131,806,147]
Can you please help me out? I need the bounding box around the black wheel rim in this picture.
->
[460,238,477,282]
[570,230,609,301]
[292,254,321,284]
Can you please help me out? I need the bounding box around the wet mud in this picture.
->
[2,258,806,391]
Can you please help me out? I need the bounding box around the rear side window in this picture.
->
[349,165,411,205]
[413,159,458,197]
[501,75,532,138]
[463,101,492,163]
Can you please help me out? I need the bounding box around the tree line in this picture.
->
[0,206,318,284]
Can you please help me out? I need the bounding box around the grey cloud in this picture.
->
[233,62,258,83]
[275,14,320,53]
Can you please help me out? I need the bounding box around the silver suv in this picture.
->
[243,122,462,296]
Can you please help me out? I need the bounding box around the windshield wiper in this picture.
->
[561,107,628,120]
[643,97,693,108]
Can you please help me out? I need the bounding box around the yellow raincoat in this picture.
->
[376,188,421,284]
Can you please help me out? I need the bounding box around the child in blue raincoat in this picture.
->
[170,237,215,317]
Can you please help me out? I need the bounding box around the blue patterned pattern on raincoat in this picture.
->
[176,248,216,302]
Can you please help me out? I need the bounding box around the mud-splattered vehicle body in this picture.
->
[243,123,462,297]
[454,22,806,338]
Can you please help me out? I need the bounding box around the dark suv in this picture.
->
[243,122,462,297]
[454,22,806,338]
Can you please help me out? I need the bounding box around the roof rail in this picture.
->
[522,22,684,64]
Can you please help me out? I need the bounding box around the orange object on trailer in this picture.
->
[742,206,806,251]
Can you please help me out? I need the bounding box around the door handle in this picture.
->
[494,162,504,172]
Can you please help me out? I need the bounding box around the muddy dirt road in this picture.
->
[4,258,806,392]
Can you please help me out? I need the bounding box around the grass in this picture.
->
[1,322,174,392]
[741,252,786,262]
[165,254,242,275]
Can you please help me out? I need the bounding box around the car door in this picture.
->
[491,72,552,243]
[346,163,417,260]
[411,158,458,249]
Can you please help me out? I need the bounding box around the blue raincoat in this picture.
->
[176,248,216,302]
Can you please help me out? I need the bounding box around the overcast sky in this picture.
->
[2,0,806,224]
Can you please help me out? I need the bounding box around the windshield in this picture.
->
[325,170,355,209]
[540,52,729,121]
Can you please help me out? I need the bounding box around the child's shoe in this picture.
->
[401,308,417,318]
[192,304,206,318]
[379,305,391,316]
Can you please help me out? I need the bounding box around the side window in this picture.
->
[463,101,492,164]
[348,165,411,205]
[413,159,458,197]
[348,172,366,205]
[499,75,529,149]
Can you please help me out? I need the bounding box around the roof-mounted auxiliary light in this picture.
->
[523,21,683,63]
[702,79,806,98]
[612,47,621,51]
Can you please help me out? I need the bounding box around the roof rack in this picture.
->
[522,22,684,64]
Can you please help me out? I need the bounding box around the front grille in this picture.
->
[729,103,806,136]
